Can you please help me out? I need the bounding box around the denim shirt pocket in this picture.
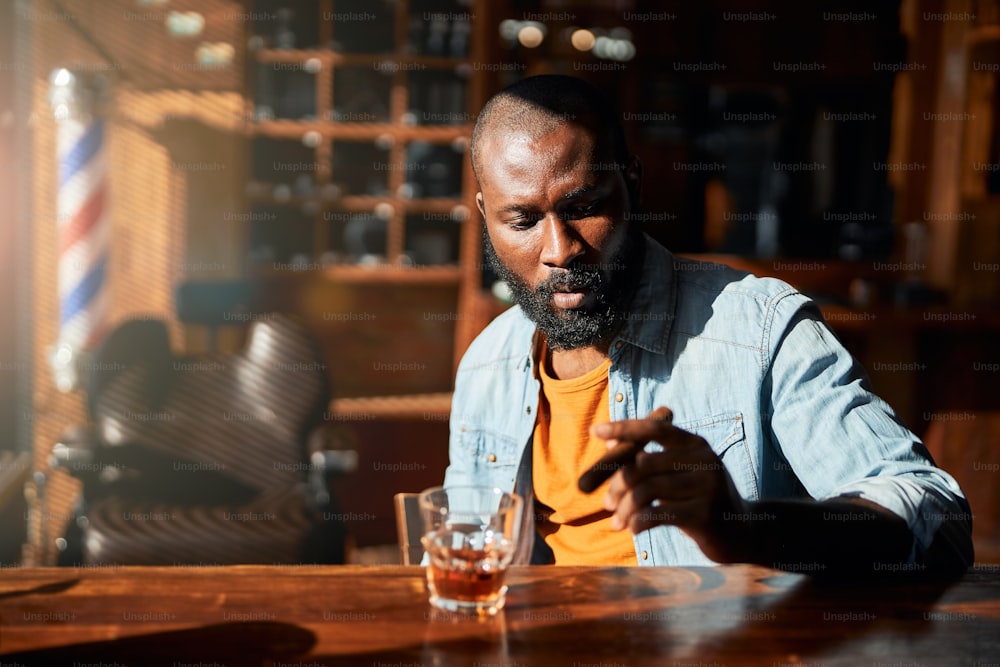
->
[454,426,522,489]
[672,412,758,500]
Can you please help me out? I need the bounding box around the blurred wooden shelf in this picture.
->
[244,188,469,215]
[323,265,462,285]
[324,264,461,284]
[328,392,452,420]
[254,48,468,71]
[250,264,462,285]
[250,120,471,143]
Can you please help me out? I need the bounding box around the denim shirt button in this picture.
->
[487,453,497,463]
[641,550,648,561]
[615,341,623,350]
[615,392,624,403]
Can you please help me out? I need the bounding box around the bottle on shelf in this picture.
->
[274,7,295,49]
[450,16,470,58]
[405,142,463,199]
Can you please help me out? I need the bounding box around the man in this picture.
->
[443,74,972,576]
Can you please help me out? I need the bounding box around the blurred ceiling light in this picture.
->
[593,35,635,61]
[499,19,517,40]
[49,68,74,120]
[52,68,73,87]
[570,28,596,51]
[500,19,548,48]
[517,23,546,48]
[302,131,322,148]
[166,10,204,37]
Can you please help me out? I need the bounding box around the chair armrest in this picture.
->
[49,426,137,493]
[49,425,101,474]
[305,423,358,509]
[310,449,359,475]
[306,422,359,473]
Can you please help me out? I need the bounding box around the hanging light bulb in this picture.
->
[571,29,596,52]
[517,23,546,48]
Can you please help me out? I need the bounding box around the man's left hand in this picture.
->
[592,406,752,563]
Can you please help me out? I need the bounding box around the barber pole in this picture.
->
[48,69,110,392]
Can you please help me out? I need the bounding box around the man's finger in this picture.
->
[591,407,673,441]
[580,407,675,493]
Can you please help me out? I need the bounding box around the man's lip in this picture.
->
[552,290,588,309]
[551,283,587,293]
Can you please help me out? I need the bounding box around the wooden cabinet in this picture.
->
[242,0,491,413]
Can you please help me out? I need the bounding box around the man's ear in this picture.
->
[476,192,486,221]
[624,155,642,212]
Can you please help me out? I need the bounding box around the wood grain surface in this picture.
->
[1,564,998,666]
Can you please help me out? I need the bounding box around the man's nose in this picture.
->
[539,214,584,268]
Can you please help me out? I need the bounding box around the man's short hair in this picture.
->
[470,75,630,183]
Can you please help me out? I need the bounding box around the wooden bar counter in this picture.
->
[1,564,999,666]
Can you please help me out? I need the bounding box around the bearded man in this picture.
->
[441,74,972,577]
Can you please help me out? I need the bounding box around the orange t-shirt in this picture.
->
[532,345,636,566]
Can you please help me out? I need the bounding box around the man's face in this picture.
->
[476,122,643,350]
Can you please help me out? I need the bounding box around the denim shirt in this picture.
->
[444,235,971,567]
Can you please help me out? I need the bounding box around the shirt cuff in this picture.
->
[825,476,960,564]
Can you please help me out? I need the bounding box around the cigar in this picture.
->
[577,408,673,494]
[577,439,642,493]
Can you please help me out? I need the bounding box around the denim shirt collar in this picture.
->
[517,234,677,372]
[612,235,677,356]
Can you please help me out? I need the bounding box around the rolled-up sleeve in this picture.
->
[764,303,973,569]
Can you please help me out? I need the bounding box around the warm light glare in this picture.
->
[195,42,234,67]
[302,131,321,148]
[53,68,72,87]
[501,19,548,48]
[517,24,545,48]
[570,29,596,51]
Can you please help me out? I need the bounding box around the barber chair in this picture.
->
[49,313,357,565]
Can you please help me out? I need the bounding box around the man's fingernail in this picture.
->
[654,407,673,423]
[593,423,611,437]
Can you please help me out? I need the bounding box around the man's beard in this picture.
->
[483,225,645,350]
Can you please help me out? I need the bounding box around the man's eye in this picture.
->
[508,216,539,230]
[564,201,601,220]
